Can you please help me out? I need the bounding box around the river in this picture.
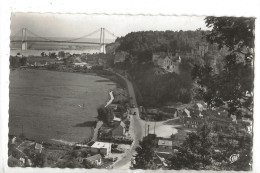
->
[9,69,116,144]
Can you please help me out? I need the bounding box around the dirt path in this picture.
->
[91,121,103,142]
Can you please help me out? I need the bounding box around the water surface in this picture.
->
[9,69,115,144]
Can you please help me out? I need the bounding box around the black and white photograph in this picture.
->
[0,1,259,172]
[6,13,255,171]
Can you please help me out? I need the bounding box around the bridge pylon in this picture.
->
[21,28,27,53]
[100,28,106,54]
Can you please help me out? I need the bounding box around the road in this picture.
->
[112,72,144,169]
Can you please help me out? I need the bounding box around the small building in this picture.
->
[73,62,88,67]
[158,139,173,149]
[207,116,232,132]
[152,52,181,74]
[85,154,102,166]
[183,117,204,129]
[114,51,129,64]
[196,103,204,112]
[112,121,126,137]
[112,116,122,126]
[91,142,112,156]
[35,143,43,153]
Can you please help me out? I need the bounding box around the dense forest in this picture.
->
[115,30,206,53]
[108,30,225,107]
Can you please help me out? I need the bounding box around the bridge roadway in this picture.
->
[111,71,144,169]
[10,40,108,45]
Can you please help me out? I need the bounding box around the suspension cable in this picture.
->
[10,28,23,40]
[26,28,101,42]
[104,28,118,38]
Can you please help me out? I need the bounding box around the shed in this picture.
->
[86,154,102,166]
[158,139,173,149]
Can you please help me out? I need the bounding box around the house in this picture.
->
[35,143,43,153]
[158,139,173,149]
[152,52,163,65]
[207,116,233,131]
[179,108,190,123]
[112,121,126,137]
[152,52,181,73]
[85,154,102,166]
[91,142,112,156]
[112,116,122,126]
[114,51,129,64]
[184,108,191,117]
[73,62,88,67]
[196,103,204,112]
[183,117,204,128]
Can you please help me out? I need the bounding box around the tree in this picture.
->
[49,52,57,58]
[19,57,27,66]
[204,17,254,51]
[132,135,157,169]
[41,52,46,57]
[58,51,65,58]
[97,106,114,124]
[192,17,254,116]
[170,123,214,170]
[31,153,45,167]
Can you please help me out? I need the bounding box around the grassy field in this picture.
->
[9,69,116,144]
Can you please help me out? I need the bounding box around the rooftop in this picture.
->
[113,117,121,122]
[158,139,173,147]
[91,142,111,149]
[120,121,126,128]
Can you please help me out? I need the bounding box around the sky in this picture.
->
[11,13,209,39]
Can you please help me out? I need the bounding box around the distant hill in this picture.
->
[106,30,228,107]
[115,30,208,53]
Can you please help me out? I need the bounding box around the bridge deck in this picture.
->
[10,40,109,45]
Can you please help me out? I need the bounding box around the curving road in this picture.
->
[112,72,144,169]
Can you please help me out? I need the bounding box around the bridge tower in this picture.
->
[21,28,27,53]
[100,28,106,54]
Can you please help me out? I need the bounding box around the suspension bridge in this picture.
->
[10,28,118,54]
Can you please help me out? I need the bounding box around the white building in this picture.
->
[73,62,88,67]
[91,142,112,156]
